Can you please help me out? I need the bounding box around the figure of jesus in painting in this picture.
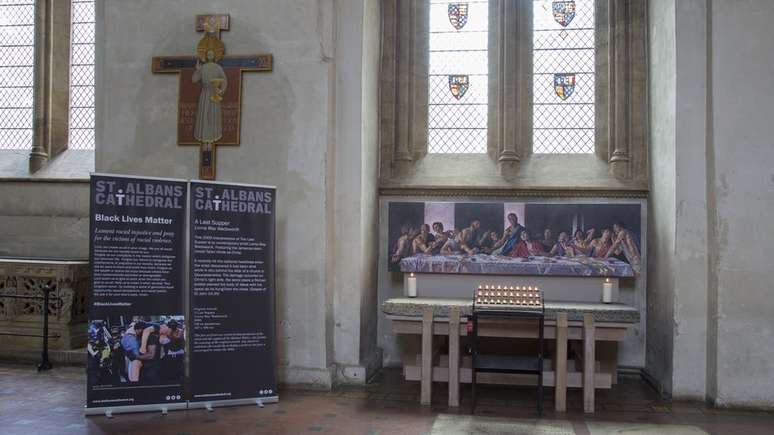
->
[193,36,227,144]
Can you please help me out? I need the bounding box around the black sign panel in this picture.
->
[87,174,188,409]
[189,181,277,402]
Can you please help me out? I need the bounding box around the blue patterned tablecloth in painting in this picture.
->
[399,254,634,277]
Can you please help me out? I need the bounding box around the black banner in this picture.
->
[189,181,277,403]
[87,174,188,409]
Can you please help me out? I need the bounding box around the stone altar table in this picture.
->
[382,297,640,413]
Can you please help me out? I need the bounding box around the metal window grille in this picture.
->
[68,0,94,150]
[532,0,595,154]
[428,0,488,154]
[0,0,35,150]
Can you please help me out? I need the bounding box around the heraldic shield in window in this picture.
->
[533,0,595,154]
[428,1,489,154]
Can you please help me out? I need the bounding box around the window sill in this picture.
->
[0,149,94,182]
[380,153,648,196]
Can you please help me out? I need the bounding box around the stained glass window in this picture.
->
[533,0,595,154]
[69,0,95,150]
[428,1,488,154]
[0,0,35,150]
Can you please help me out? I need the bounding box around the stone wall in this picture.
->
[96,0,380,387]
[647,0,774,408]
[709,0,774,409]
[646,0,676,396]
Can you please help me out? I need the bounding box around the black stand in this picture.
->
[471,308,544,416]
[37,286,53,372]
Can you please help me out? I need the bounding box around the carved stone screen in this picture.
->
[0,0,35,150]
[428,0,488,154]
[532,0,595,154]
[69,0,95,149]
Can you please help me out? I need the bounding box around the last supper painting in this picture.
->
[388,201,642,277]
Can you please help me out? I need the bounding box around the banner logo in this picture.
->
[448,3,469,30]
[553,73,576,100]
[552,0,576,27]
[448,75,470,100]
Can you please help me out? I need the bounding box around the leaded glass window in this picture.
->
[532,0,595,154]
[428,0,488,154]
[69,0,95,150]
[0,0,35,150]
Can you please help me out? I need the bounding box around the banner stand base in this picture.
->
[188,396,279,411]
[85,402,187,417]
[85,398,276,417]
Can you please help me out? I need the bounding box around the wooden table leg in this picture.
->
[448,308,461,407]
[555,312,568,412]
[421,308,433,405]
[583,313,595,413]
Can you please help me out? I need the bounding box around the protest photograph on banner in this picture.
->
[87,315,185,388]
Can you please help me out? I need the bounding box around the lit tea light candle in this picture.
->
[406,273,417,298]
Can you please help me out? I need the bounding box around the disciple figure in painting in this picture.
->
[511,231,546,258]
[442,229,479,255]
[571,228,595,256]
[193,37,227,144]
[607,222,642,274]
[391,224,418,264]
[540,228,556,253]
[411,224,435,255]
[441,229,463,255]
[460,220,482,253]
[589,228,613,258]
[477,231,500,254]
[549,231,575,257]
[425,222,448,254]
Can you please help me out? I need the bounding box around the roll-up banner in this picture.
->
[86,174,188,415]
[188,181,278,408]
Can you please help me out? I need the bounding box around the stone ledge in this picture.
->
[382,297,640,323]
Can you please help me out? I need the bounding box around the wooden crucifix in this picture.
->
[152,14,272,180]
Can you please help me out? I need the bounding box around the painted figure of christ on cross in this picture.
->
[152,15,272,180]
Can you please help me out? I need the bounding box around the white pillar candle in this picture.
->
[602,278,613,303]
[407,273,417,298]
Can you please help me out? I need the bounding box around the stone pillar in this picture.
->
[29,0,71,173]
[29,0,52,172]
[494,0,520,172]
[608,0,631,178]
[393,0,414,166]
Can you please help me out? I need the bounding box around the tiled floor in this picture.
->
[0,362,773,435]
